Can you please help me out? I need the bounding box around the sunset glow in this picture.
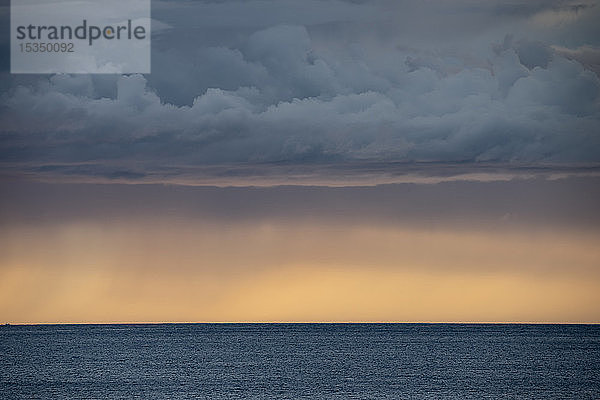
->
[2,215,599,323]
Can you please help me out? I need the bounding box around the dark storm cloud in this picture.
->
[1,0,599,185]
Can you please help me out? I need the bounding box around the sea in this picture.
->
[1,323,599,399]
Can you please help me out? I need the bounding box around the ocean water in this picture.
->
[1,324,599,399]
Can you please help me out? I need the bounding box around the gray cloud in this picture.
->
[2,177,600,233]
[1,0,600,185]
[554,45,600,75]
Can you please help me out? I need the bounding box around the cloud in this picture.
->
[553,45,600,75]
[3,177,600,231]
[530,1,596,27]
[1,0,600,185]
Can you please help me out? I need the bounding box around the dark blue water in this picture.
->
[1,324,599,399]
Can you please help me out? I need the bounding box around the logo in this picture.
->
[11,0,151,74]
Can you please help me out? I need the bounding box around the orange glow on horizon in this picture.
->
[1,221,599,324]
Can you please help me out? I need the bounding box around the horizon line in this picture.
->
[4,321,600,326]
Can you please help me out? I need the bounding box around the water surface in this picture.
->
[1,324,599,399]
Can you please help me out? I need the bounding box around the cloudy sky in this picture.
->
[1,0,599,323]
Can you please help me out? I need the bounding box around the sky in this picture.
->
[0,0,599,323]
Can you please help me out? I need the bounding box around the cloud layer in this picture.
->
[1,0,600,184]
